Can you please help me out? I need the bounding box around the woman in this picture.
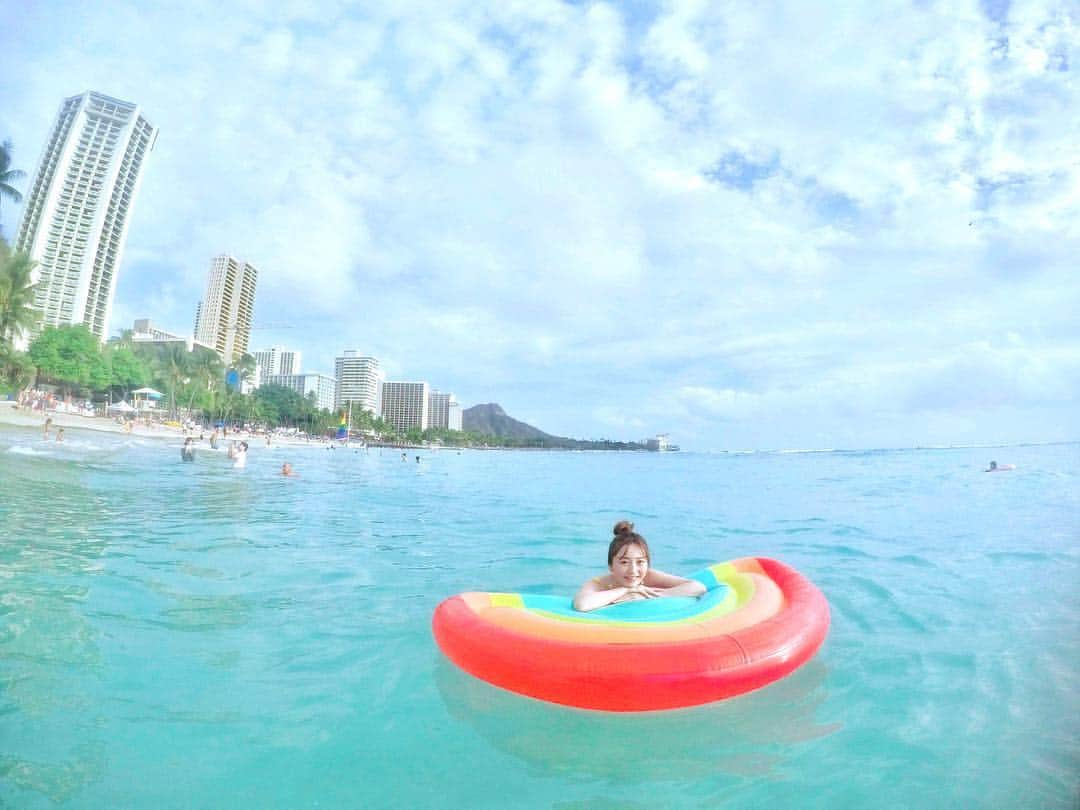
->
[572,521,706,612]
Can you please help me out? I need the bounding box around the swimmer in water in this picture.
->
[232,441,248,469]
[56,428,65,443]
[572,521,707,612]
[281,462,298,477]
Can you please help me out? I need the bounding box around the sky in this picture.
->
[2,0,1078,450]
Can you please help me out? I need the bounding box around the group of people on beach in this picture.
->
[18,389,95,417]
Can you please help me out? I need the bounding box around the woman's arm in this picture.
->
[645,569,707,598]
[573,578,631,612]
[573,577,667,611]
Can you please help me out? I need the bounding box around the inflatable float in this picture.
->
[432,557,829,712]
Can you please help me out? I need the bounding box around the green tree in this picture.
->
[28,325,111,395]
[154,343,192,417]
[254,383,312,429]
[0,140,26,232]
[186,347,224,412]
[0,248,40,346]
[0,341,33,392]
[106,344,149,400]
[232,352,256,391]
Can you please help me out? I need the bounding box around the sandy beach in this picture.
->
[0,401,323,448]
[0,399,183,440]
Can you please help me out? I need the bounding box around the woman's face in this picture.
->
[609,543,649,588]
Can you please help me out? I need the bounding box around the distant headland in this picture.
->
[463,403,655,451]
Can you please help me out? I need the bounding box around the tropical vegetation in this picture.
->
[0,139,25,231]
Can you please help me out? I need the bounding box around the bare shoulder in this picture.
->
[583,573,614,590]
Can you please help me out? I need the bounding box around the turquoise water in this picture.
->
[1,425,1077,808]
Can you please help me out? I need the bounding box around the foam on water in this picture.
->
[0,425,1077,808]
[7,445,53,456]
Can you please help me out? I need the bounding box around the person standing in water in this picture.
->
[181,437,196,462]
[55,428,65,443]
[573,521,706,612]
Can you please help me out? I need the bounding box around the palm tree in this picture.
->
[0,341,33,390]
[233,352,257,391]
[185,349,224,413]
[156,343,192,418]
[0,249,39,346]
[0,140,26,234]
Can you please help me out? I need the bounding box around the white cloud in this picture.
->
[2,0,1077,447]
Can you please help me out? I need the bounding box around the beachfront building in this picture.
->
[267,372,337,412]
[127,318,213,353]
[253,346,301,385]
[193,254,258,365]
[380,381,429,433]
[334,350,382,414]
[428,390,462,431]
[13,91,158,346]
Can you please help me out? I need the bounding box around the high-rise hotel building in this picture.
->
[428,390,462,431]
[14,91,158,344]
[267,373,337,412]
[334,350,383,414]
[193,255,257,364]
[380,381,429,433]
[253,346,301,385]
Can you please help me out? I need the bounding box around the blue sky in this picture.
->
[3,1,1077,449]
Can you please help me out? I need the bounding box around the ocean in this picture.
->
[1,425,1077,808]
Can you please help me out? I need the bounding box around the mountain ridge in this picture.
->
[461,403,647,450]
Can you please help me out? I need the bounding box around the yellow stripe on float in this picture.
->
[489,593,525,609]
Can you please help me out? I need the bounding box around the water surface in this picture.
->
[1,427,1077,807]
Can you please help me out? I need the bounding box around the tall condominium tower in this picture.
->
[334,350,383,413]
[193,254,258,364]
[381,381,429,433]
[14,91,158,343]
[253,345,301,385]
[428,390,462,431]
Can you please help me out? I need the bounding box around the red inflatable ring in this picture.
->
[432,557,830,712]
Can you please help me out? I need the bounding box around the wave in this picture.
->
[8,445,52,456]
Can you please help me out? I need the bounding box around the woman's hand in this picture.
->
[573,575,704,611]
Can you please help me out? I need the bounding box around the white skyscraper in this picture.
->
[428,390,462,431]
[193,254,258,364]
[381,381,429,433]
[334,350,383,414]
[14,91,158,343]
[253,345,302,385]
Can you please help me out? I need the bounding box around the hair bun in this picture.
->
[613,520,634,536]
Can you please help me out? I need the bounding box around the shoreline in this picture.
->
[0,400,182,441]
[0,401,324,448]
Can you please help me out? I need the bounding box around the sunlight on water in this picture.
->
[1,425,1077,807]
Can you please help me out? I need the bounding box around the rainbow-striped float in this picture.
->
[432,557,829,712]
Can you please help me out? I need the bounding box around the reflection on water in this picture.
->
[435,657,840,781]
